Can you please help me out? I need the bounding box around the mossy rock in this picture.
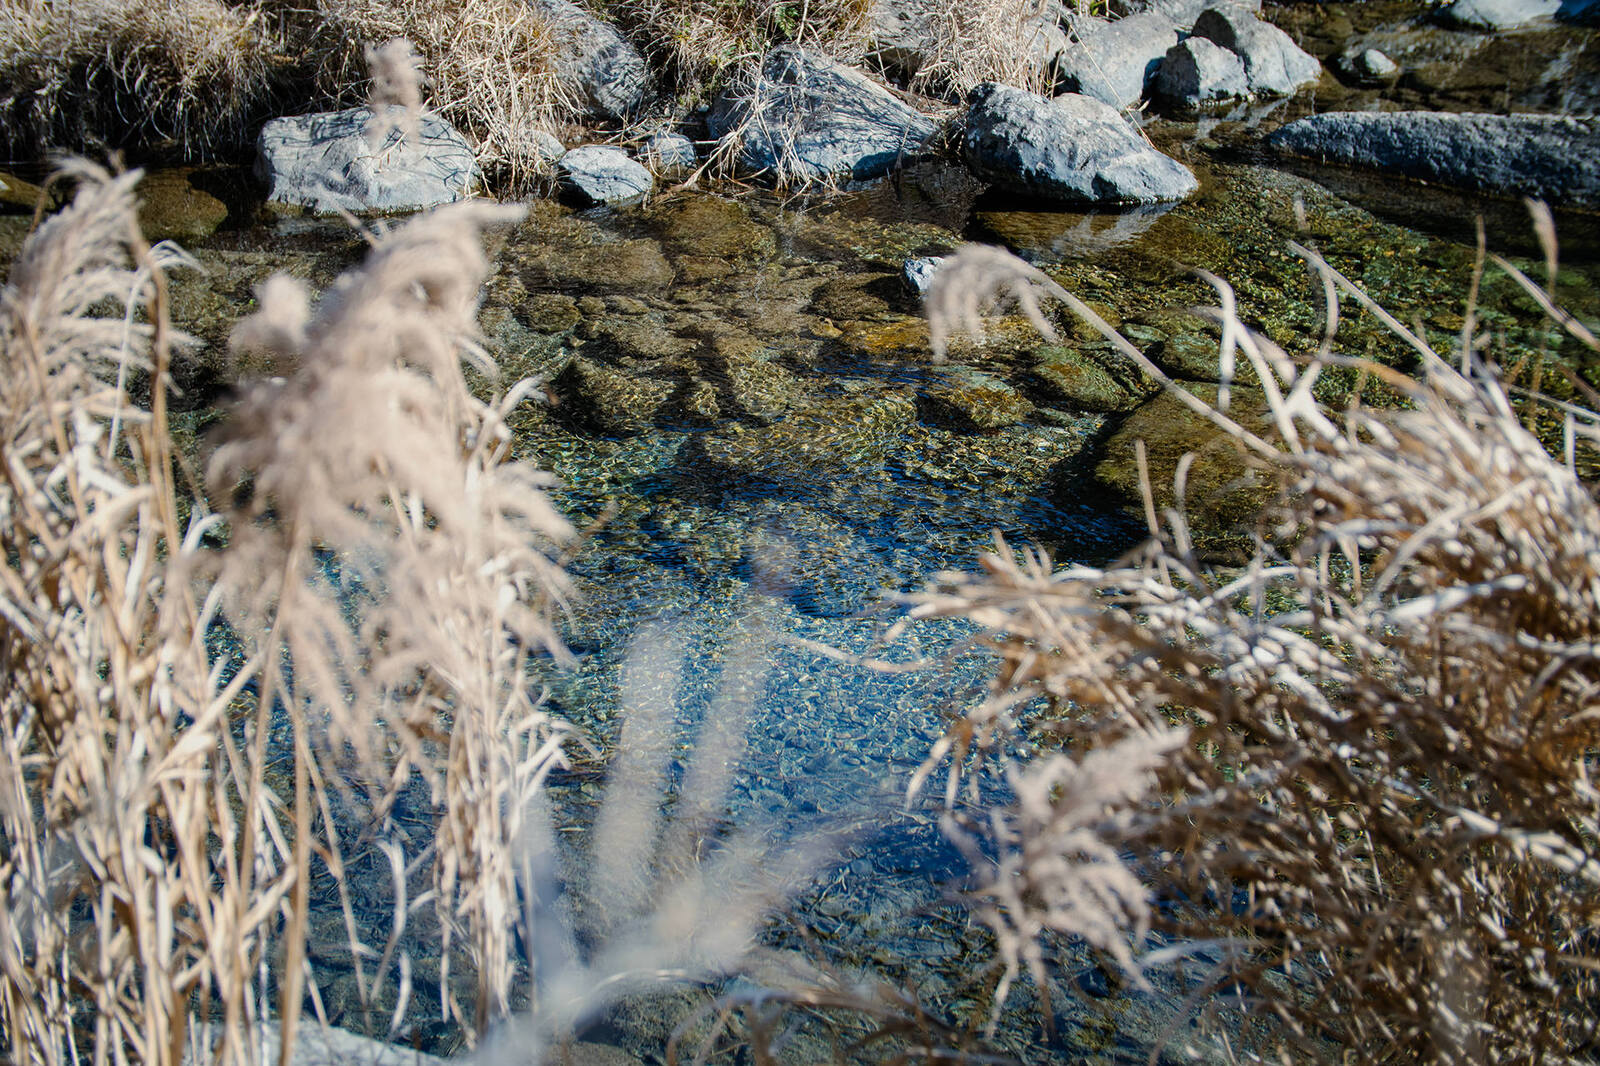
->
[839,317,930,356]
[1093,383,1278,557]
[1031,345,1155,412]
[520,236,674,292]
[0,171,47,212]
[718,355,805,423]
[921,367,1034,431]
[700,389,916,483]
[137,169,229,243]
[810,273,895,320]
[518,292,583,334]
[554,356,674,434]
[1136,310,1260,386]
[1066,299,1123,343]
[652,195,776,263]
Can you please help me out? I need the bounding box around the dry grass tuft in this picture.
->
[897,0,1063,98]
[0,0,283,159]
[914,239,1600,1062]
[0,162,576,1062]
[308,0,577,189]
[608,0,872,102]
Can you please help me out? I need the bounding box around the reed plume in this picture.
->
[915,239,1600,1063]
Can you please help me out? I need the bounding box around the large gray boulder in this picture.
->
[1192,7,1322,95]
[558,145,654,204]
[1269,111,1600,207]
[1053,12,1181,108]
[708,46,937,183]
[1153,36,1250,105]
[962,83,1198,204]
[535,0,650,122]
[255,107,477,214]
[1439,0,1561,27]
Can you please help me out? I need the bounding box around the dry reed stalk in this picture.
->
[913,241,1600,1063]
[0,160,580,1064]
[213,200,575,1041]
[0,160,283,1066]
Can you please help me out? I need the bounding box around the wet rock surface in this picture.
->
[1269,110,1600,206]
[255,107,477,214]
[963,83,1199,204]
[708,46,938,183]
[559,145,654,205]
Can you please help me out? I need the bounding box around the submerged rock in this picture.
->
[1053,11,1181,108]
[1333,47,1400,86]
[554,356,674,433]
[921,367,1035,430]
[256,107,477,214]
[1094,383,1276,558]
[699,389,916,482]
[708,46,938,183]
[1191,7,1322,96]
[962,83,1198,204]
[1031,345,1154,412]
[742,501,893,617]
[558,145,654,205]
[1269,111,1600,207]
[137,169,229,242]
[536,0,650,121]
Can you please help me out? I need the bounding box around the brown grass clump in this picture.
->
[897,0,1064,98]
[608,0,872,102]
[0,162,574,1062]
[912,240,1600,1062]
[308,0,577,189]
[0,0,283,159]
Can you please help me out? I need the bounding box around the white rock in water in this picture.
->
[256,106,478,214]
